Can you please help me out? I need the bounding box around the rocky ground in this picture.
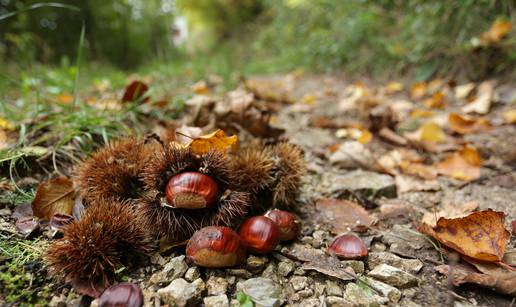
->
[2,73,516,306]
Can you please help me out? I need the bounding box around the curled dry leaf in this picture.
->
[435,146,482,181]
[122,80,149,103]
[188,129,238,155]
[481,19,512,44]
[31,177,76,220]
[448,113,491,134]
[436,264,516,297]
[419,209,510,262]
[423,91,446,109]
[503,109,516,124]
[315,199,374,233]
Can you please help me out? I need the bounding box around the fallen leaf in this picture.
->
[419,209,510,262]
[122,80,149,103]
[503,109,516,124]
[328,141,376,170]
[436,264,516,296]
[0,118,14,130]
[454,83,476,100]
[316,199,374,233]
[0,130,8,150]
[384,81,404,94]
[448,113,491,134]
[395,174,439,193]
[31,177,76,220]
[175,126,203,144]
[227,89,254,114]
[420,122,447,143]
[57,93,74,104]
[411,82,427,99]
[435,146,482,181]
[191,80,209,94]
[423,91,446,109]
[421,201,478,227]
[410,109,434,119]
[462,80,495,114]
[481,19,512,44]
[189,129,238,155]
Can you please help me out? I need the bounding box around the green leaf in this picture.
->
[236,292,254,307]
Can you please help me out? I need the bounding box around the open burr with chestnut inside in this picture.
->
[44,133,306,297]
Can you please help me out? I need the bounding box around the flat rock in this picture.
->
[368,252,423,274]
[207,276,228,295]
[326,296,352,307]
[323,169,396,199]
[290,276,309,291]
[237,277,284,307]
[362,277,402,303]
[367,264,418,289]
[277,260,295,277]
[325,280,343,297]
[184,267,200,282]
[382,224,432,258]
[157,278,205,307]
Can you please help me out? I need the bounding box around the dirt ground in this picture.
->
[1,73,516,306]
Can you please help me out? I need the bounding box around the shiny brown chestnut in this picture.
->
[186,226,246,268]
[328,234,368,260]
[165,172,219,209]
[239,216,280,254]
[99,282,143,307]
[263,209,300,241]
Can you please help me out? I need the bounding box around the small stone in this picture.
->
[0,208,11,216]
[204,295,229,307]
[150,256,188,285]
[312,230,327,248]
[184,267,200,282]
[278,260,295,277]
[370,243,386,253]
[403,288,418,298]
[142,289,160,307]
[298,297,320,307]
[291,276,309,291]
[368,252,423,274]
[325,280,343,297]
[246,255,267,273]
[207,276,228,295]
[261,262,280,283]
[237,277,284,307]
[362,277,402,303]
[157,278,205,307]
[226,276,236,285]
[340,260,364,274]
[293,268,306,275]
[300,236,313,245]
[314,282,325,296]
[368,264,418,288]
[382,225,431,258]
[326,296,352,307]
[298,288,314,298]
[326,169,396,199]
[343,283,388,307]
[227,269,252,279]
[48,295,67,307]
[150,253,167,266]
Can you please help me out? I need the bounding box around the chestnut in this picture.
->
[186,226,246,268]
[239,216,280,254]
[263,209,300,241]
[328,234,368,260]
[99,282,143,307]
[165,172,219,209]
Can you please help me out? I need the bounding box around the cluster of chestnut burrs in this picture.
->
[45,134,305,297]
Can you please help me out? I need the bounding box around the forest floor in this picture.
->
[1,72,516,306]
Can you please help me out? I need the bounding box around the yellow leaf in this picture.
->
[435,146,482,181]
[192,80,209,94]
[410,109,434,119]
[57,93,74,104]
[421,122,446,143]
[482,20,512,43]
[411,82,427,99]
[0,118,14,130]
[385,82,403,94]
[357,129,373,144]
[503,109,516,124]
[423,91,446,109]
[189,129,238,155]
[301,93,317,104]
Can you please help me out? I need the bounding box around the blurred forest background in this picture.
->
[1,0,515,89]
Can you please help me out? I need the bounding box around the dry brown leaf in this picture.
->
[191,80,209,94]
[315,199,374,233]
[189,129,238,155]
[436,264,516,297]
[56,93,74,104]
[462,80,495,114]
[435,146,482,181]
[122,80,149,103]
[419,209,510,262]
[421,201,478,227]
[448,113,491,134]
[31,177,75,220]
